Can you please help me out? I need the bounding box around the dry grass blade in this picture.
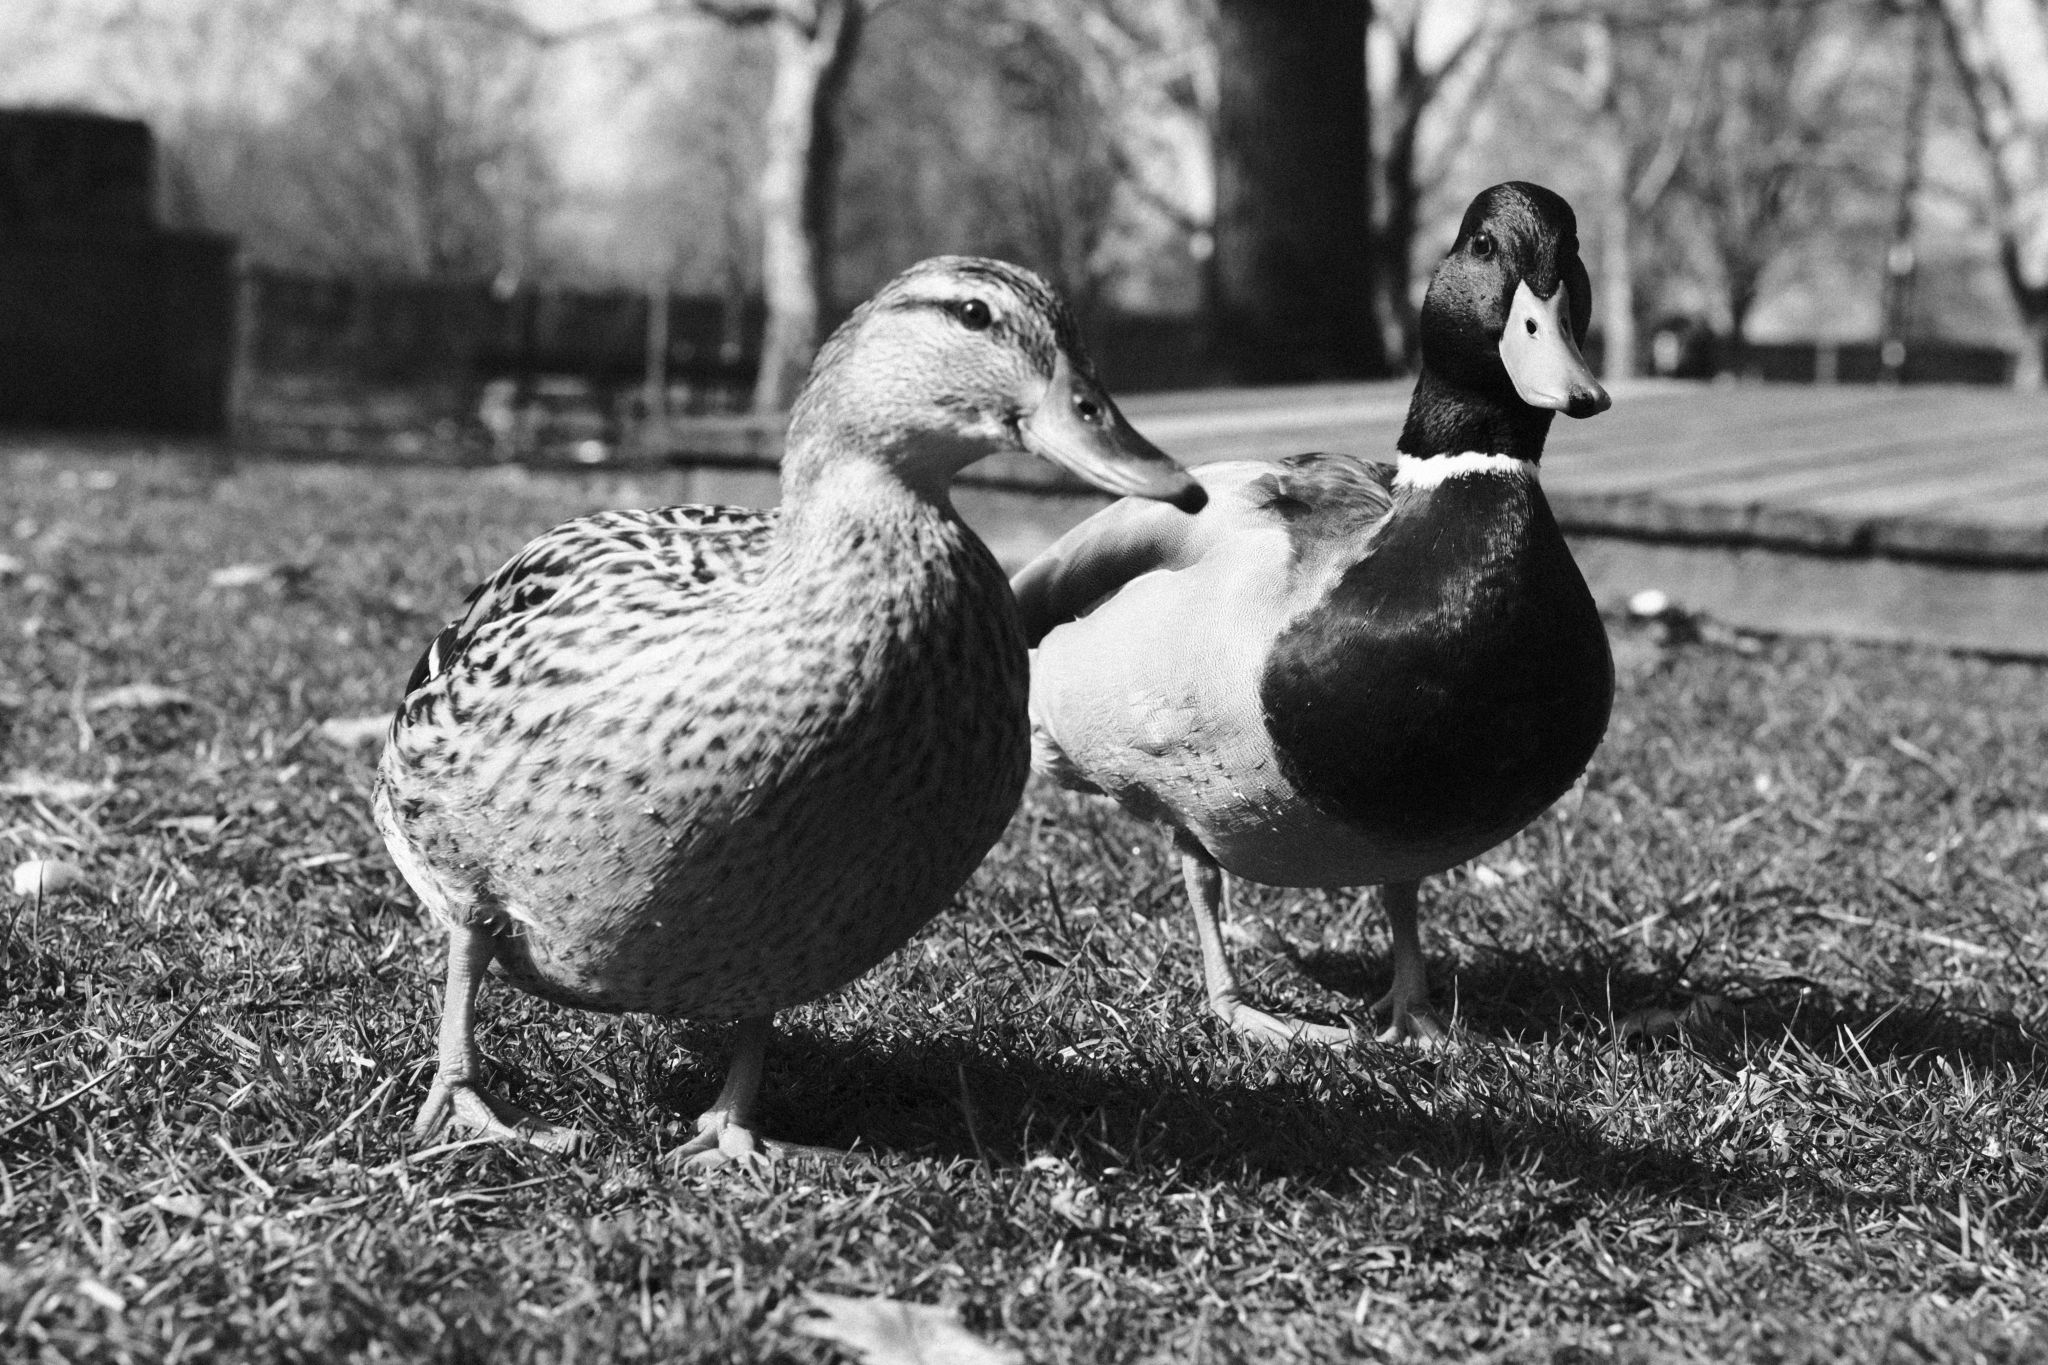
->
[796,1293,1023,1365]
[316,714,390,747]
[83,682,199,713]
[0,773,105,805]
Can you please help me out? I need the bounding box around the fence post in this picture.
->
[643,277,670,456]
[219,252,260,477]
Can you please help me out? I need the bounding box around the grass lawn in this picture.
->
[2,442,2045,1363]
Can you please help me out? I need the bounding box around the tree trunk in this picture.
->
[1579,18,1634,383]
[2006,255,2048,390]
[1879,7,1935,384]
[2015,320,2047,389]
[751,0,864,414]
[1376,100,1425,368]
[1927,0,2048,392]
[1725,279,1758,379]
[1210,0,1387,382]
[1376,56,1425,370]
[1597,187,1634,382]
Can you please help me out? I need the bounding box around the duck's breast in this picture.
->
[1259,474,1613,875]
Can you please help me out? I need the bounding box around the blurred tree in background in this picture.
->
[1667,0,1899,374]
[1367,0,1517,369]
[1931,0,2048,387]
[1207,0,1386,380]
[4,0,2048,394]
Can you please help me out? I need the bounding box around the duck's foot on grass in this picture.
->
[413,1078,586,1154]
[1365,880,1453,1052]
[1367,989,1452,1052]
[666,1123,859,1174]
[1208,991,1355,1049]
[668,1014,784,1174]
[1184,841,1353,1051]
[415,925,587,1152]
[672,1109,768,1173]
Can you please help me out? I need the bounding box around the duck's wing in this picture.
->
[1011,453,1396,645]
[1246,451,1397,562]
[396,504,775,720]
[375,504,776,929]
[1011,495,1204,646]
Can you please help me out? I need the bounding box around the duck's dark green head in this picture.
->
[1399,182,1610,459]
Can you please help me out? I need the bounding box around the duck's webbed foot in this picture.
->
[415,1077,586,1153]
[671,1016,773,1173]
[1369,880,1452,1051]
[1180,837,1353,1051]
[1366,987,1451,1049]
[1206,990,1357,1049]
[415,922,587,1154]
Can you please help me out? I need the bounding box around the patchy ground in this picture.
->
[1,444,2044,1363]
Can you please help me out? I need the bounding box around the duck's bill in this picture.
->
[1023,355,1206,512]
[1500,280,1611,419]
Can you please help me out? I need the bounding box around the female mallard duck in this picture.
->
[376,256,1200,1166]
[1014,183,1612,1047]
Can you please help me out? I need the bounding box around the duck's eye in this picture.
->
[1470,232,1496,260]
[953,298,994,331]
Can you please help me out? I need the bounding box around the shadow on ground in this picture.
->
[610,1016,1738,1204]
[1282,935,2048,1075]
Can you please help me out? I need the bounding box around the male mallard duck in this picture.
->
[1014,183,1612,1047]
[376,257,1201,1165]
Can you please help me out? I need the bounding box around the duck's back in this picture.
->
[376,500,1030,1020]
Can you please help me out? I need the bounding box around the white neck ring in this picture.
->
[1393,451,1536,490]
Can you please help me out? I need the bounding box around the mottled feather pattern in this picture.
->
[399,505,773,708]
[374,494,1028,1020]
[1249,453,1395,553]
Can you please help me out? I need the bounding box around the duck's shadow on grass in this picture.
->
[522,938,2044,1195]
[624,1019,1721,1199]
[1286,939,2048,1075]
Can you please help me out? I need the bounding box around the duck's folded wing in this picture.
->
[1011,453,1400,645]
[399,504,775,706]
[1010,497,1202,646]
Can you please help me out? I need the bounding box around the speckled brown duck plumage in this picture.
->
[375,256,1200,1167]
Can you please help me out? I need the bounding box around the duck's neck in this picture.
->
[773,442,972,582]
[1395,366,1554,464]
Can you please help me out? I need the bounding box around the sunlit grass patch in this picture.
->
[2,444,2044,1362]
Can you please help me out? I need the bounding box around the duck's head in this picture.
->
[785,257,1203,511]
[1399,182,1610,460]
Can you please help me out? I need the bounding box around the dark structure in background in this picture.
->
[1209,0,1388,383]
[0,109,235,435]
